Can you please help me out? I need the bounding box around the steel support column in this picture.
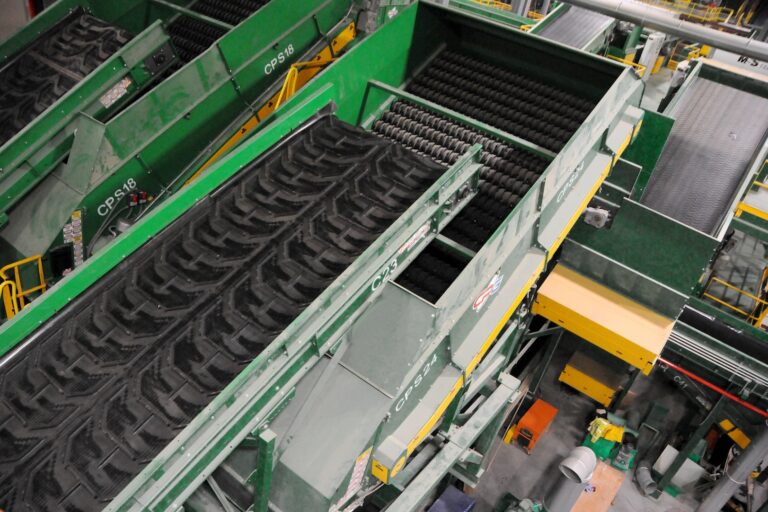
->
[653,396,726,497]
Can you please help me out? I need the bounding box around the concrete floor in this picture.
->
[473,333,701,512]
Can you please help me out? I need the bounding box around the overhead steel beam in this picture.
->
[563,0,768,62]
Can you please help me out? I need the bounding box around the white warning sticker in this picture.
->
[99,78,132,109]
[333,447,372,511]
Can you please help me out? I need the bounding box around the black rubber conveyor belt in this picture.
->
[407,50,595,152]
[0,115,443,511]
[373,100,550,253]
[537,6,613,49]
[0,10,131,146]
[167,0,270,63]
[641,78,768,235]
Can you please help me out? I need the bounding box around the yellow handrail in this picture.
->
[0,254,47,320]
[182,22,356,186]
[0,280,18,319]
[472,0,512,11]
[605,55,647,77]
[527,10,545,19]
[635,0,733,23]
[274,56,337,109]
[702,275,768,327]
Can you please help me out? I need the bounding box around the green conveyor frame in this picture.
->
[0,0,365,281]
[0,1,644,509]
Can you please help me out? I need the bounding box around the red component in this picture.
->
[512,399,558,454]
[129,193,138,206]
[658,357,768,418]
[139,191,148,204]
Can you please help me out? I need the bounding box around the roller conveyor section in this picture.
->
[167,0,270,63]
[407,50,595,152]
[536,6,613,49]
[373,100,549,252]
[0,10,132,146]
[642,79,768,235]
[395,243,469,303]
[0,115,443,512]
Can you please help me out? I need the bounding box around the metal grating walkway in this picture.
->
[642,78,768,235]
[537,6,613,49]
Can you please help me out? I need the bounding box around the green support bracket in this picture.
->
[434,234,477,260]
[610,367,640,413]
[150,0,235,31]
[206,475,237,512]
[526,329,563,400]
[653,396,726,497]
[386,374,521,511]
[253,429,277,512]
[461,398,511,481]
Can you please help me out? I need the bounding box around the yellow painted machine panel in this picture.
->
[559,351,623,407]
[533,264,674,374]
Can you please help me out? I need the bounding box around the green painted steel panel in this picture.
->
[569,198,719,295]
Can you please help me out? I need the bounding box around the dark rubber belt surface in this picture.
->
[0,11,131,146]
[167,0,270,63]
[537,6,613,49]
[373,100,550,252]
[0,115,443,511]
[641,78,768,235]
[407,50,595,152]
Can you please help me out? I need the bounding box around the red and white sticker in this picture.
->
[398,223,430,255]
[473,274,503,311]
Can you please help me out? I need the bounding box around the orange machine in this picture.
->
[505,399,558,454]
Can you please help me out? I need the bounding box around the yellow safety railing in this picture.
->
[472,0,512,11]
[735,181,768,221]
[605,55,647,77]
[0,280,19,319]
[636,0,733,23]
[183,22,356,186]
[0,254,47,320]
[527,10,545,19]
[667,41,702,69]
[702,275,768,328]
[274,55,337,109]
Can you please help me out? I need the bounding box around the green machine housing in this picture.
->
[0,1,645,511]
[0,0,382,299]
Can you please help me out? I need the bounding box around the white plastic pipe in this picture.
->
[560,446,598,483]
[562,0,768,62]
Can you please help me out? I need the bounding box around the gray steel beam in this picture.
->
[563,0,768,62]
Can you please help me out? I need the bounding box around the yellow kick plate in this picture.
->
[533,264,674,374]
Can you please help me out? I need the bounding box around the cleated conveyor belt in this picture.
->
[0,115,443,511]
[536,6,613,49]
[0,10,131,146]
[641,79,768,235]
[373,100,550,252]
[167,0,270,63]
[407,51,594,153]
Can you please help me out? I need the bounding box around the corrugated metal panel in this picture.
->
[538,6,613,49]
[642,78,768,235]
